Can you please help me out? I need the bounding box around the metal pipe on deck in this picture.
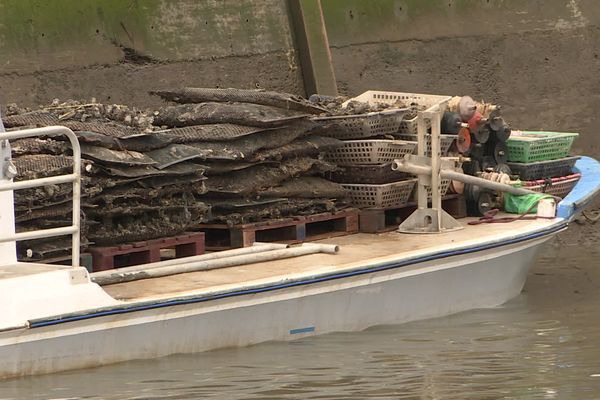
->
[391,158,543,197]
[91,242,290,278]
[92,243,340,286]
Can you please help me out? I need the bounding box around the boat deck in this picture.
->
[102,216,560,302]
[0,263,70,280]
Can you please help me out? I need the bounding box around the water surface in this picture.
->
[1,242,599,399]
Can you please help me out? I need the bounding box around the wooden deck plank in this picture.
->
[102,216,557,301]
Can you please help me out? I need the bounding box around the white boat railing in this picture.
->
[0,126,81,268]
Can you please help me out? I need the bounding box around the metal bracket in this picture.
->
[398,208,463,234]
[0,140,11,181]
[69,268,89,285]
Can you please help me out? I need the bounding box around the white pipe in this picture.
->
[391,158,543,197]
[91,242,290,278]
[300,242,339,254]
[443,170,547,197]
[92,243,340,286]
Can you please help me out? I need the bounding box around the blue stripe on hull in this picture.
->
[289,326,315,335]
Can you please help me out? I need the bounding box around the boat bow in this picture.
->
[557,156,600,220]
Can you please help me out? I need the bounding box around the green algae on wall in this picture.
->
[0,0,295,72]
[320,0,594,47]
[148,0,294,60]
[0,0,155,71]
[0,0,155,50]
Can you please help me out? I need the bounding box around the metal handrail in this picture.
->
[0,126,81,268]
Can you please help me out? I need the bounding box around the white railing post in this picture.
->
[0,139,17,265]
[0,126,81,268]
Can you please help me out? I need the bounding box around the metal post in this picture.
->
[71,129,81,268]
[416,111,428,210]
[0,139,16,265]
[396,111,462,234]
[430,108,442,230]
[0,126,81,268]
[288,0,338,96]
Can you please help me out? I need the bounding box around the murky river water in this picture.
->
[1,239,599,400]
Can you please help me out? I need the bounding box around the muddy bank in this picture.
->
[322,1,600,160]
[526,190,600,311]
[0,0,304,108]
[0,53,304,109]
[330,26,600,160]
[525,226,600,317]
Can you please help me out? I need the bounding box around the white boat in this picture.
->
[1,125,599,379]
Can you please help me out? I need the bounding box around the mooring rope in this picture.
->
[581,209,600,223]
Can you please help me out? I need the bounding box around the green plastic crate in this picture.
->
[506,131,578,162]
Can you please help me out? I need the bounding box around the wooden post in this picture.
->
[288,0,338,96]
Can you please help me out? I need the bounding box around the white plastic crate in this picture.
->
[344,91,452,134]
[325,140,417,166]
[314,108,409,140]
[342,179,417,209]
[394,133,456,156]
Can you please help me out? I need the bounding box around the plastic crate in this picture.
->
[327,163,410,184]
[343,91,452,135]
[341,179,417,209]
[314,108,409,140]
[506,131,578,162]
[507,156,579,180]
[325,140,417,166]
[394,133,456,156]
[523,173,581,198]
[410,179,452,202]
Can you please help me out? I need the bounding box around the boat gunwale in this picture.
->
[25,219,567,330]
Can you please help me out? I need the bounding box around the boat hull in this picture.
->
[0,233,551,379]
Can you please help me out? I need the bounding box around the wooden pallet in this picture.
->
[197,209,359,250]
[87,232,206,272]
[359,195,467,233]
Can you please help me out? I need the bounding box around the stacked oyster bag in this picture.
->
[4,100,208,260]
[149,88,350,225]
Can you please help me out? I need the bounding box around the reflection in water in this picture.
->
[2,247,600,399]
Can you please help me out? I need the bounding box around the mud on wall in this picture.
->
[0,0,304,107]
[1,0,599,158]
[321,0,600,157]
